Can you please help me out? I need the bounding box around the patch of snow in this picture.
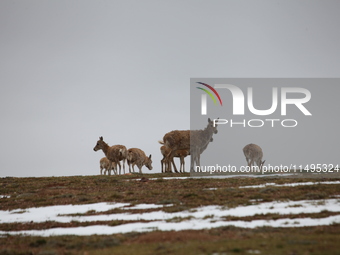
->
[1,202,129,223]
[1,200,339,224]
[249,199,264,202]
[239,181,340,189]
[149,174,297,181]
[122,204,172,210]
[1,215,339,237]
[0,199,339,236]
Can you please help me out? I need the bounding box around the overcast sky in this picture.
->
[1,0,339,177]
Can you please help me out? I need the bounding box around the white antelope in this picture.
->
[243,143,266,171]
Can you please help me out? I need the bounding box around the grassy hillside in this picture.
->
[0,174,339,255]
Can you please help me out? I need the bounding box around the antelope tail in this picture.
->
[119,148,123,156]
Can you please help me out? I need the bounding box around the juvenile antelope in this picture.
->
[160,146,189,173]
[159,137,213,173]
[99,157,117,175]
[93,137,128,175]
[243,143,266,171]
[127,148,153,174]
[159,118,218,173]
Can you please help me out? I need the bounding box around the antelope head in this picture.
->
[145,154,153,170]
[208,118,218,135]
[93,136,105,151]
[260,160,266,169]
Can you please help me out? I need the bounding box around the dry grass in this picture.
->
[0,174,340,254]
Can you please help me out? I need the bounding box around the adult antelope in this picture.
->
[243,143,266,171]
[93,137,128,175]
[127,148,153,174]
[159,118,218,173]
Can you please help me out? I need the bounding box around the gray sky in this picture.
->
[1,0,339,177]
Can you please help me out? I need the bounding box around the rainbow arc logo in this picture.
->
[196,82,223,106]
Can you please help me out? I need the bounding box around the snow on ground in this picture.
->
[239,181,340,189]
[1,199,340,224]
[121,203,172,210]
[0,199,339,236]
[1,215,340,237]
[148,174,297,180]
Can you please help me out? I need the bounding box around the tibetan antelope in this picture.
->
[99,157,117,175]
[127,148,153,174]
[159,118,218,172]
[93,136,128,175]
[160,146,189,173]
[243,143,266,171]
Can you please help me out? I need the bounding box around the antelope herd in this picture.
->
[93,118,266,175]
